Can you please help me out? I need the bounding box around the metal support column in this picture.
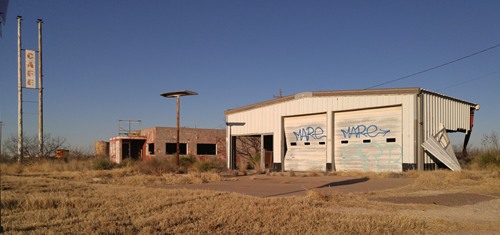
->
[37,19,43,158]
[17,16,23,162]
[417,92,425,170]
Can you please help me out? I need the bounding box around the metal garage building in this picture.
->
[224,88,479,172]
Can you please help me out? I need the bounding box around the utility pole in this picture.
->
[37,19,43,158]
[17,15,23,163]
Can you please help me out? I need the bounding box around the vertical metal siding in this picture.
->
[227,93,419,169]
[422,93,473,166]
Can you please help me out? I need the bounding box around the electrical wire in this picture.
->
[365,42,500,89]
[436,70,500,92]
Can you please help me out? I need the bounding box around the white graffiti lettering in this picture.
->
[293,126,326,141]
[341,124,390,139]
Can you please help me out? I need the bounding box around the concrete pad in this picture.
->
[161,175,414,197]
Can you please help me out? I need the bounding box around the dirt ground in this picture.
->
[2,168,499,234]
[161,174,500,227]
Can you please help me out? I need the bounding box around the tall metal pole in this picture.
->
[175,95,180,170]
[160,90,198,171]
[37,19,43,158]
[17,16,23,163]
[0,122,2,232]
[0,121,3,157]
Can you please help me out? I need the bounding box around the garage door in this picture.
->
[334,106,402,172]
[284,113,327,171]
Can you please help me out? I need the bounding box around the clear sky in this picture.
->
[1,0,499,151]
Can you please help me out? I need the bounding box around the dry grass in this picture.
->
[0,174,448,234]
[0,161,499,234]
[392,169,500,195]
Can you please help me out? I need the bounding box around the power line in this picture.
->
[365,42,500,89]
[436,70,500,92]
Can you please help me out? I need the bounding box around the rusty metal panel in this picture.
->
[334,106,403,172]
[284,113,327,171]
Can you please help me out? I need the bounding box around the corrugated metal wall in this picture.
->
[422,92,473,167]
[226,89,477,171]
[227,93,417,168]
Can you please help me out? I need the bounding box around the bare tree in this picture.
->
[236,136,261,170]
[69,145,94,159]
[481,131,499,153]
[4,133,66,159]
[236,136,260,157]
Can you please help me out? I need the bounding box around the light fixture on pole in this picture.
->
[160,90,198,171]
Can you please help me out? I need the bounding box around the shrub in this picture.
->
[192,158,226,172]
[134,157,176,175]
[118,158,136,168]
[475,151,500,169]
[247,153,261,171]
[179,155,198,168]
[93,158,114,170]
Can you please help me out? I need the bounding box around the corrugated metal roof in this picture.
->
[225,87,478,115]
[420,89,478,107]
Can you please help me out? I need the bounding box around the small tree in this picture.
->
[481,131,499,153]
[4,133,66,159]
[236,136,261,170]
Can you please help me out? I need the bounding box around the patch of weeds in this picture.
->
[476,151,500,169]
[117,158,135,168]
[135,157,176,175]
[306,189,329,201]
[192,158,226,172]
[180,155,198,168]
[92,158,114,170]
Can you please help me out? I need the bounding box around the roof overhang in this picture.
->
[225,87,479,115]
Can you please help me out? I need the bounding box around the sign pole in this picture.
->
[17,16,23,162]
[37,19,43,157]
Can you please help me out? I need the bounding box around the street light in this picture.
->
[161,90,198,171]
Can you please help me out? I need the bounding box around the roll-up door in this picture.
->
[334,106,402,172]
[284,113,327,171]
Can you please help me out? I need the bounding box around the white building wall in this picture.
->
[227,93,418,167]
[422,92,474,165]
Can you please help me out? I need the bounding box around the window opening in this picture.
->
[386,138,396,143]
[148,143,155,155]
[197,143,216,155]
[166,143,187,155]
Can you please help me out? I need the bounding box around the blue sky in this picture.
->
[1,0,499,150]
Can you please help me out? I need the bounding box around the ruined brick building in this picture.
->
[109,127,225,164]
